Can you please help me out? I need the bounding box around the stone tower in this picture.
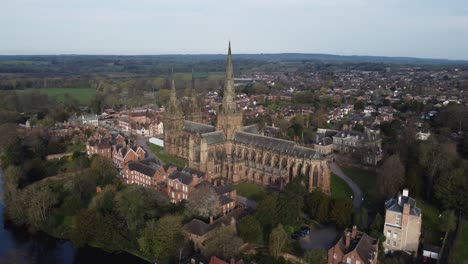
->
[216,42,243,140]
[187,68,203,123]
[164,78,184,155]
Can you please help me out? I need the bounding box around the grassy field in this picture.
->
[66,143,86,153]
[450,220,468,264]
[341,166,379,210]
[16,87,96,104]
[234,182,267,202]
[417,199,443,245]
[147,142,187,168]
[330,173,353,200]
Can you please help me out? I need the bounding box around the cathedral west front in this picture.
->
[164,43,330,194]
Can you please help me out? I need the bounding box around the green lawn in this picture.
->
[417,199,443,245]
[16,87,96,104]
[450,220,468,264]
[66,143,86,153]
[147,142,187,168]
[341,166,379,210]
[331,173,353,200]
[234,182,267,202]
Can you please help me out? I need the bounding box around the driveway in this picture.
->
[329,162,363,209]
[299,227,340,250]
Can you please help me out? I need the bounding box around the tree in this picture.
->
[304,190,330,224]
[377,155,405,199]
[115,186,146,232]
[254,195,278,237]
[303,249,327,264]
[359,207,368,229]
[330,198,353,229]
[269,224,288,259]
[277,176,306,226]
[372,213,383,231]
[90,155,116,185]
[203,225,244,259]
[439,210,456,233]
[434,162,468,214]
[419,139,458,199]
[25,185,58,230]
[239,215,263,244]
[354,100,365,111]
[186,183,220,219]
[138,214,183,263]
[70,209,99,247]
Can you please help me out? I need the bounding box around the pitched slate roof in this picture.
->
[233,131,323,159]
[385,195,421,216]
[168,170,194,185]
[127,161,157,177]
[183,120,216,134]
[242,124,260,134]
[201,131,226,145]
[184,219,211,236]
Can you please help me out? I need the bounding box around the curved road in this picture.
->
[329,162,363,209]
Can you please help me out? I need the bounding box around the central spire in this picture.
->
[222,41,236,112]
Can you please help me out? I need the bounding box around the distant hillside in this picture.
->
[1,53,467,65]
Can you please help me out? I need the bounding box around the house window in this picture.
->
[396,220,400,225]
[393,233,398,238]
[386,240,390,245]
[386,231,391,237]
[346,257,351,264]
[356,261,361,264]
[393,241,397,247]
[333,253,337,259]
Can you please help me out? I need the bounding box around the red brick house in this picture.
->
[112,144,146,169]
[124,158,167,188]
[328,226,379,264]
[167,170,205,203]
[86,140,112,159]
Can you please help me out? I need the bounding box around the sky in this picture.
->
[1,0,468,60]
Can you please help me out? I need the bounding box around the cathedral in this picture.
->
[164,43,330,193]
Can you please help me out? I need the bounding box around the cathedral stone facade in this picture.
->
[164,43,330,193]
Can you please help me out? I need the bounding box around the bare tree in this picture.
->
[377,154,405,199]
[187,183,220,218]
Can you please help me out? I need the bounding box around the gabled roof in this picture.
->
[168,170,194,185]
[183,120,216,134]
[332,229,378,264]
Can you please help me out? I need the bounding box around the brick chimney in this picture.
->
[345,231,351,248]
[351,225,357,239]
[210,215,214,224]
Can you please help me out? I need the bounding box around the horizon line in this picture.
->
[0,52,467,62]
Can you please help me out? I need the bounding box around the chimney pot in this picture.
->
[345,231,351,248]
[402,188,409,197]
[351,225,357,239]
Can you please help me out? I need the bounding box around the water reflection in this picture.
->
[0,170,149,264]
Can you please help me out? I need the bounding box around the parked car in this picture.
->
[291,233,300,240]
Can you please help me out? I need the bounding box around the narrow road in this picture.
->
[329,162,363,209]
[136,137,158,161]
